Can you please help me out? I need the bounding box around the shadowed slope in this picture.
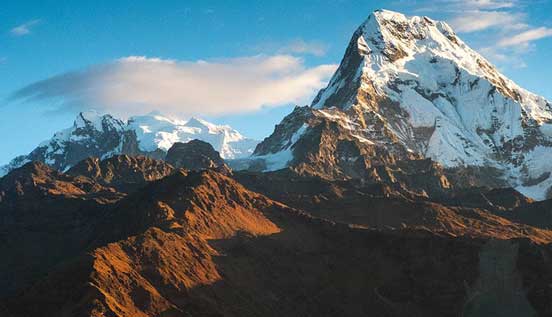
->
[67,155,174,193]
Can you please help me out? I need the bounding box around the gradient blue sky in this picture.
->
[1,0,552,164]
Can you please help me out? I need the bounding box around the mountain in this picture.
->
[127,113,259,159]
[0,112,134,176]
[165,139,232,174]
[66,154,175,193]
[248,9,552,200]
[2,152,552,316]
[0,111,258,176]
[5,9,552,316]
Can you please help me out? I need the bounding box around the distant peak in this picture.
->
[145,110,163,116]
[75,110,102,129]
[73,110,123,132]
[77,110,100,122]
[371,9,407,20]
[361,9,452,36]
[185,117,211,128]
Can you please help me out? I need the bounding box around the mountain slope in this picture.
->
[2,151,552,316]
[66,154,175,193]
[0,112,258,176]
[249,9,552,200]
[0,112,135,176]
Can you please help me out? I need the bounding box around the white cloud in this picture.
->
[453,0,515,9]
[414,0,516,13]
[480,26,552,68]
[449,10,526,32]
[11,55,337,117]
[254,39,328,57]
[10,19,41,36]
[497,27,552,47]
[414,0,551,69]
[480,46,528,68]
[280,39,328,56]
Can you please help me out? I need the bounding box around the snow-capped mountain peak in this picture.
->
[1,112,259,176]
[128,113,257,158]
[252,9,552,200]
[184,117,214,129]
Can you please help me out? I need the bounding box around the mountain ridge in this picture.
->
[0,111,259,176]
[2,153,552,316]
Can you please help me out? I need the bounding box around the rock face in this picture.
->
[249,9,552,200]
[0,161,122,296]
[2,156,552,316]
[165,140,231,173]
[0,112,258,176]
[66,155,174,192]
[233,168,552,243]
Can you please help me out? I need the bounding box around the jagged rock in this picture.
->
[165,140,231,174]
[2,143,552,316]
[67,155,174,192]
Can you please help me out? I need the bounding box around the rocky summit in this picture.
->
[165,140,231,174]
[2,8,552,317]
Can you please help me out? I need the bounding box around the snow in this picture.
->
[4,9,552,201]
[540,123,552,137]
[515,146,552,200]
[0,157,30,177]
[301,9,552,199]
[516,175,552,201]
[127,113,258,159]
[519,146,552,180]
[75,110,109,131]
[0,111,259,176]
[395,86,441,127]
[253,123,309,172]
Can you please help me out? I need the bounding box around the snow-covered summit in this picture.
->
[128,113,258,159]
[252,9,552,200]
[0,112,259,176]
[314,9,551,122]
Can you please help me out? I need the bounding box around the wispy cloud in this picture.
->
[451,0,515,9]
[497,27,552,47]
[10,55,337,117]
[415,0,551,68]
[449,10,526,32]
[10,19,41,36]
[254,39,329,57]
[413,0,516,13]
[280,39,328,56]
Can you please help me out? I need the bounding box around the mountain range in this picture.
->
[2,9,552,317]
[0,111,258,176]
[5,10,552,200]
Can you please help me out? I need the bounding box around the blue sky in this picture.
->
[1,0,552,164]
